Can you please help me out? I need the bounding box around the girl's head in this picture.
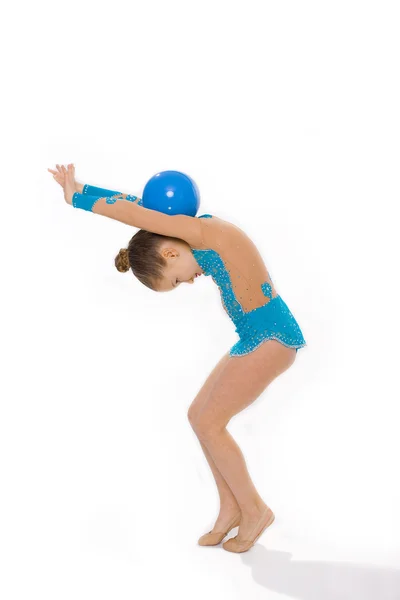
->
[115,229,203,292]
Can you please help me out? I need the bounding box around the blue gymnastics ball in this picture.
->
[142,170,200,217]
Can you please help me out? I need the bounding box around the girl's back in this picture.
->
[192,214,278,317]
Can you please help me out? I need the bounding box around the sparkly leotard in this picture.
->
[73,184,306,356]
[190,214,306,357]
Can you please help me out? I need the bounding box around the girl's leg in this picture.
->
[188,351,241,531]
[190,340,297,541]
[198,440,241,527]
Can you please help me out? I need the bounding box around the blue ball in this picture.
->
[142,170,200,217]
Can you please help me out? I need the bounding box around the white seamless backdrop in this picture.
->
[1,1,399,599]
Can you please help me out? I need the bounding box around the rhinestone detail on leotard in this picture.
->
[261,281,273,299]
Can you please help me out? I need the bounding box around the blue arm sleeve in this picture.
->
[83,184,121,196]
[72,192,142,212]
[82,184,143,205]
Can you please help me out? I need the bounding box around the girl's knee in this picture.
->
[187,399,206,427]
[191,410,229,440]
[187,404,197,426]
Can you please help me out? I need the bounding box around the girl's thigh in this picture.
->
[187,350,231,423]
[194,340,296,432]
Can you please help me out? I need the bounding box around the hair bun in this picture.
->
[115,248,130,273]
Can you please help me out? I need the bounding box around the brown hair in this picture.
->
[115,229,179,290]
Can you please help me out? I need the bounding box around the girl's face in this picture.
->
[156,240,204,292]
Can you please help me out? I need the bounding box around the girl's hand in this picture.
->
[48,164,67,188]
[63,164,76,205]
[48,163,81,193]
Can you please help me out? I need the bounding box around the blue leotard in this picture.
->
[190,214,306,357]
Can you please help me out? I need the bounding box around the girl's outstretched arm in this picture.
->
[66,166,202,248]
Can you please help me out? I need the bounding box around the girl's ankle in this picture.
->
[219,502,241,514]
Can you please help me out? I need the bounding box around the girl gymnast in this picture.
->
[48,163,306,553]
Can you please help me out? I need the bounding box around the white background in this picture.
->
[1,1,399,598]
